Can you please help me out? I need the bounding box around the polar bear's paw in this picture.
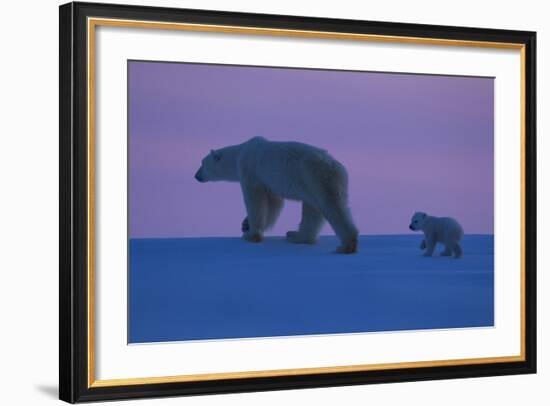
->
[286,231,316,244]
[243,231,263,243]
[336,238,358,254]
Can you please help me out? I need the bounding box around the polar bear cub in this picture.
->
[409,212,464,258]
[194,136,359,253]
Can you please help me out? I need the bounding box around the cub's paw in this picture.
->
[420,240,426,250]
[286,231,316,244]
[241,217,249,233]
[423,252,433,257]
[243,231,263,243]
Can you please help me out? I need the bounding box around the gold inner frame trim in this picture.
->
[87,17,527,388]
[90,355,524,388]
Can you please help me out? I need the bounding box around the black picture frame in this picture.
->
[60,1,536,403]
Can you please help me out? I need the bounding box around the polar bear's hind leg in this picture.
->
[286,202,324,244]
[310,164,358,254]
[318,202,358,254]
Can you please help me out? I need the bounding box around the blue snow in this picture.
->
[128,235,493,343]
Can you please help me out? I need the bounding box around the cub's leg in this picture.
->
[420,239,426,250]
[452,242,463,259]
[286,202,324,244]
[423,236,436,257]
[441,244,453,256]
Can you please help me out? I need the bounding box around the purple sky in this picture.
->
[129,61,494,238]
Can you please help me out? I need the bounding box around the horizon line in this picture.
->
[129,233,494,240]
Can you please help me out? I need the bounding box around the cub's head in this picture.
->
[409,212,428,231]
[194,149,236,183]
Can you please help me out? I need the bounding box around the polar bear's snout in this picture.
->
[194,168,206,183]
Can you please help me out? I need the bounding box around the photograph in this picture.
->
[128,60,495,344]
[57,2,536,402]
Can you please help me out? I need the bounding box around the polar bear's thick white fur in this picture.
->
[194,136,359,253]
[409,212,464,258]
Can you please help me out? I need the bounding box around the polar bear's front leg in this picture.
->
[241,217,250,232]
[264,192,284,230]
[240,182,268,243]
[242,193,283,236]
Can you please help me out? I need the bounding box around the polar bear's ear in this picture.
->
[422,212,427,218]
[210,149,221,162]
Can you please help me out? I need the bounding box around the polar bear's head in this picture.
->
[195,148,239,183]
[409,212,428,231]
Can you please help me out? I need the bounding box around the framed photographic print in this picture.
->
[59,1,537,403]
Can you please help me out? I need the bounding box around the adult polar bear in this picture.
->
[194,136,359,254]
